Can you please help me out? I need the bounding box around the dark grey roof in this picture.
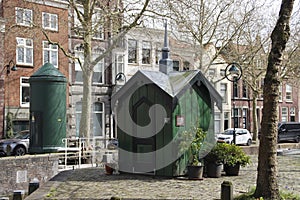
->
[112,70,222,110]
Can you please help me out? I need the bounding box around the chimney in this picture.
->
[159,21,173,74]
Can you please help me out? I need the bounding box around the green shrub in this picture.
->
[178,127,207,166]
[204,143,226,164]
[221,143,251,167]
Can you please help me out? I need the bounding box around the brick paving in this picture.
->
[25,154,300,200]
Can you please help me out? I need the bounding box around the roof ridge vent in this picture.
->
[159,21,173,74]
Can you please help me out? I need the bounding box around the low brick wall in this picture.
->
[0,154,60,197]
[241,142,300,155]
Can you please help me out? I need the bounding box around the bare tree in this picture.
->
[147,0,263,71]
[149,0,271,138]
[46,0,150,143]
[280,6,300,83]
[254,0,295,199]
[222,35,269,141]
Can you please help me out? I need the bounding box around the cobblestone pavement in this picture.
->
[25,154,300,200]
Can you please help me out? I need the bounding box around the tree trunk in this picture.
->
[79,68,93,144]
[254,0,294,199]
[252,93,258,141]
[79,8,93,146]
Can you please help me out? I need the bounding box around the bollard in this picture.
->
[13,190,25,200]
[28,178,40,195]
[221,181,233,200]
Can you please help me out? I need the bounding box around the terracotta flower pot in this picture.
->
[105,164,114,175]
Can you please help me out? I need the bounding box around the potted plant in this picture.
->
[221,143,251,176]
[184,127,207,179]
[204,143,226,178]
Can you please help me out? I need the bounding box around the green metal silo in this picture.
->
[29,63,67,153]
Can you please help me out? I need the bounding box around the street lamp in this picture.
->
[225,63,242,145]
[115,72,126,83]
[1,60,17,75]
[5,60,18,75]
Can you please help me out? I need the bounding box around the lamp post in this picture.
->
[225,63,242,145]
[112,72,126,140]
[4,60,17,111]
[1,60,17,138]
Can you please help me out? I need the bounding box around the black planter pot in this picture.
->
[224,164,240,176]
[206,162,223,178]
[187,165,204,180]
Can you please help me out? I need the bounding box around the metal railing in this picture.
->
[59,137,118,170]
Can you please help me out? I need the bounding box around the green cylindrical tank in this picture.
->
[29,63,67,153]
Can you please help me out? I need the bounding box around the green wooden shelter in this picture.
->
[112,69,222,176]
[111,24,222,177]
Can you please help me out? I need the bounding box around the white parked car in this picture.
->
[217,128,252,146]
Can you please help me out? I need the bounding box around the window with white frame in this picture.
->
[220,83,227,103]
[92,47,105,84]
[42,12,58,31]
[114,53,125,83]
[15,7,32,26]
[92,11,103,39]
[142,41,151,64]
[155,44,162,65]
[93,102,104,137]
[214,113,221,134]
[16,37,33,66]
[128,39,137,63]
[73,8,82,33]
[75,101,104,137]
[279,84,282,101]
[242,108,248,129]
[286,84,292,102]
[74,45,104,84]
[224,112,229,130]
[43,41,58,67]
[281,107,288,122]
[20,77,30,107]
[115,53,124,74]
[75,102,82,137]
[74,46,84,83]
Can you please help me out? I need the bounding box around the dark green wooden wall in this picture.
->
[117,82,212,176]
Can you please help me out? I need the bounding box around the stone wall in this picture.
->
[0,154,59,196]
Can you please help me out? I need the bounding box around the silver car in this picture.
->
[0,130,29,156]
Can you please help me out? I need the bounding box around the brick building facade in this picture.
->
[0,0,69,138]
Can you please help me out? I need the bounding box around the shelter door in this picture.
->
[132,99,156,174]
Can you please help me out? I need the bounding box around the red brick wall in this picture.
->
[3,0,69,108]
